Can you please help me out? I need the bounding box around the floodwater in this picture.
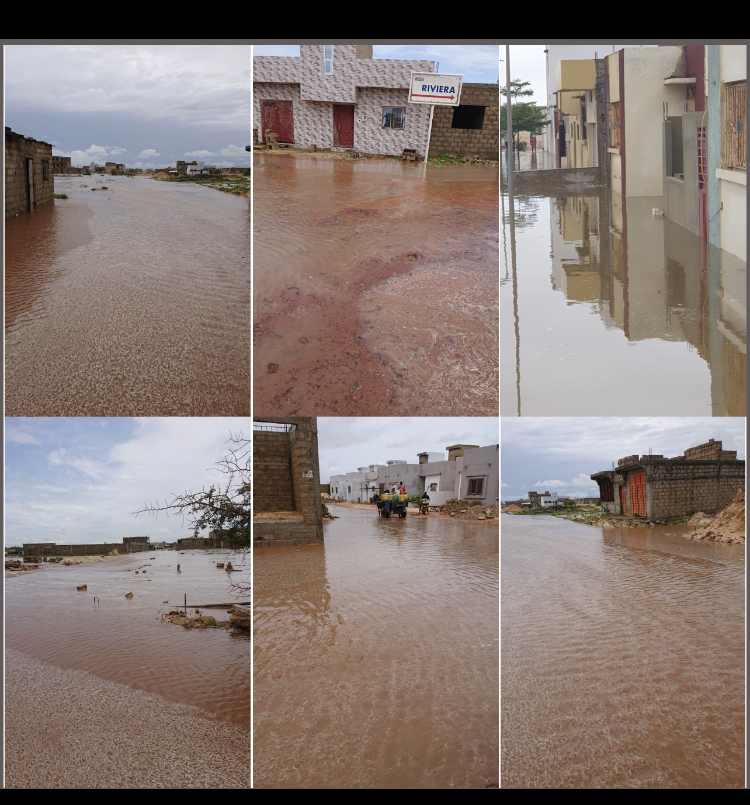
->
[253,154,499,416]
[5,176,250,416]
[5,550,250,726]
[502,514,745,788]
[253,506,499,788]
[501,182,747,416]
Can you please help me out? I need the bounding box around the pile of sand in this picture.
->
[456,504,499,521]
[161,611,231,630]
[690,488,745,545]
[502,504,522,513]
[153,171,169,179]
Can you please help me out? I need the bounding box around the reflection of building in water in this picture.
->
[550,189,746,415]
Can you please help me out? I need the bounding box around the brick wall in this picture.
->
[427,83,499,159]
[5,127,54,218]
[683,439,736,461]
[443,499,483,514]
[253,431,294,511]
[648,461,744,519]
[253,418,324,546]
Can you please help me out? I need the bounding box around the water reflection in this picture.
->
[501,183,746,415]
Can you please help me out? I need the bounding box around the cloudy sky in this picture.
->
[5,418,251,546]
[501,418,746,501]
[5,45,250,169]
[253,45,499,83]
[317,418,499,481]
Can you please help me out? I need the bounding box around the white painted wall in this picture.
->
[721,45,746,83]
[718,172,747,260]
[623,47,684,196]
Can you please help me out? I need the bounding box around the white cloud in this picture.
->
[49,448,107,480]
[136,148,160,158]
[219,144,246,157]
[185,149,217,157]
[534,479,565,489]
[53,143,128,166]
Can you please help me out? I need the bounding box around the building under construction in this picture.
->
[591,439,744,520]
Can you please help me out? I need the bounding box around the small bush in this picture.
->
[53,193,68,199]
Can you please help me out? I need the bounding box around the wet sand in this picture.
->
[502,514,745,788]
[254,506,498,788]
[5,176,250,416]
[253,154,498,415]
[5,649,250,789]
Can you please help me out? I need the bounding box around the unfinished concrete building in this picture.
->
[23,536,150,557]
[591,439,744,520]
[427,83,499,159]
[253,417,324,546]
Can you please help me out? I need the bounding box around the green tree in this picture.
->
[500,79,534,102]
[501,102,550,150]
[135,433,251,592]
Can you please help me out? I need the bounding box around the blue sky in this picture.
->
[501,418,746,501]
[253,45,499,83]
[5,45,251,170]
[5,418,251,546]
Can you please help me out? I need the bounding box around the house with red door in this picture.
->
[591,439,744,520]
[253,45,436,157]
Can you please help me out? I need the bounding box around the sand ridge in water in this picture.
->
[5,649,250,789]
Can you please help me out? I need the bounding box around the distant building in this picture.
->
[23,536,149,557]
[591,439,744,519]
[5,127,54,218]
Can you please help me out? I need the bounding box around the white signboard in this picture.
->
[409,72,463,106]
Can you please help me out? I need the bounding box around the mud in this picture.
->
[253,506,498,788]
[253,154,498,415]
[502,514,745,788]
[5,175,250,416]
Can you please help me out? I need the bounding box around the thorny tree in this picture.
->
[135,432,251,596]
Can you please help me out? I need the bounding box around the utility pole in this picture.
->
[505,45,513,195]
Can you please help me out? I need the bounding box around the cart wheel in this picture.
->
[382,509,390,518]
[400,512,407,518]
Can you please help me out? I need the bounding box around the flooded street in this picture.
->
[5,549,249,723]
[5,176,250,416]
[253,154,498,415]
[253,506,498,788]
[501,181,746,416]
[501,514,745,788]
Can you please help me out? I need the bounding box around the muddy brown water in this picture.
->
[253,154,499,416]
[501,188,746,416]
[5,176,250,416]
[501,514,745,788]
[4,550,250,728]
[253,506,499,788]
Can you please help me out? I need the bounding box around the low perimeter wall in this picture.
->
[512,167,602,195]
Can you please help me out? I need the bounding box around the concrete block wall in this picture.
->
[443,499,483,514]
[253,431,294,511]
[648,461,744,518]
[683,439,736,461]
[428,83,499,159]
[5,128,54,218]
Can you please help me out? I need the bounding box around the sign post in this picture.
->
[409,71,463,163]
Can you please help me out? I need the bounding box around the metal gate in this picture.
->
[333,105,355,148]
[261,100,294,143]
[630,472,646,517]
[698,126,708,239]
[620,485,627,514]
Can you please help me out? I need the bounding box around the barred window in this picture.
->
[382,107,405,129]
[723,81,746,170]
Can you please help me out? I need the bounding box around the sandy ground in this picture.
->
[5,649,250,789]
[690,488,745,545]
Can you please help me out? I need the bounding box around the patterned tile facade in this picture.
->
[254,45,437,157]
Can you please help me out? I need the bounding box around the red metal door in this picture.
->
[630,472,646,517]
[333,105,355,148]
[261,100,294,143]
[620,485,627,514]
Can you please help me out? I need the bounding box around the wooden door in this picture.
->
[26,158,35,211]
[630,472,646,517]
[620,485,627,514]
[261,100,294,143]
[333,105,355,148]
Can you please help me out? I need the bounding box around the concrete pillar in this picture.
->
[706,45,721,249]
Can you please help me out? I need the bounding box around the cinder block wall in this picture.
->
[5,128,54,218]
[428,84,499,159]
[649,461,744,519]
[253,432,294,511]
[289,421,323,535]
